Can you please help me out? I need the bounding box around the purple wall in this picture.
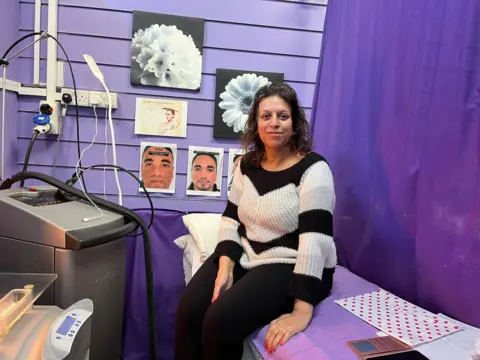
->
[0,0,20,180]
[16,0,327,212]
[0,0,20,77]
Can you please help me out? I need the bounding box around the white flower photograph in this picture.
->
[130,11,205,91]
[214,69,284,139]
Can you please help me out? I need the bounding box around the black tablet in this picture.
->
[366,351,430,360]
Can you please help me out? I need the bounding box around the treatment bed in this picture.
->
[122,209,378,360]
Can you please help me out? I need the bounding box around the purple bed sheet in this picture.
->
[249,266,379,360]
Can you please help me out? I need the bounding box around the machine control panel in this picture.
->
[44,299,93,359]
[9,190,70,207]
[51,309,90,352]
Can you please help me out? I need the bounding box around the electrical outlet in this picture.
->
[39,100,61,135]
[61,88,89,107]
[106,92,118,109]
[89,90,118,109]
[89,91,103,107]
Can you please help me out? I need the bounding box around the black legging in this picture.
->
[175,255,297,360]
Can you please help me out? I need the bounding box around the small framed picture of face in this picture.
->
[139,142,177,193]
[135,97,188,138]
[186,146,224,197]
[227,148,245,196]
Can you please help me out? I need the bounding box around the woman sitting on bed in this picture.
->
[175,83,337,360]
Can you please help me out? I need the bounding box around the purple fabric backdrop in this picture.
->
[312,0,480,327]
[122,209,189,360]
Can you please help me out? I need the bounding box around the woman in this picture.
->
[175,83,337,359]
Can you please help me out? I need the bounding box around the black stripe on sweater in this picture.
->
[298,209,333,236]
[223,200,240,223]
[214,240,244,263]
[289,268,335,305]
[238,225,299,255]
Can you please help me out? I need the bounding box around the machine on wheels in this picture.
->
[0,186,134,360]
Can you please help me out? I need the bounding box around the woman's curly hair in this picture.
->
[242,83,312,166]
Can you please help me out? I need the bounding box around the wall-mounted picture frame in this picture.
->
[130,11,205,91]
[139,142,177,194]
[227,148,246,196]
[213,68,284,139]
[135,97,188,138]
[186,146,224,197]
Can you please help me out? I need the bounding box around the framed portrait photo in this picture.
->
[186,146,224,197]
[227,148,245,196]
[139,142,177,194]
[135,97,188,138]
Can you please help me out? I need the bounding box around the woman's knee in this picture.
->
[201,298,236,339]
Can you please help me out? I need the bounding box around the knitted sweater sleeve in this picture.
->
[213,162,244,263]
[290,160,336,305]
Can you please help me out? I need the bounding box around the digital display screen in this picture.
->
[56,316,76,336]
[352,340,377,353]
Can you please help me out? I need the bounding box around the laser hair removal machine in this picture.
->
[0,273,93,359]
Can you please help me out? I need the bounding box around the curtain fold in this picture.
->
[311,0,480,326]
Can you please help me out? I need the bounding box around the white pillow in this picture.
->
[174,234,202,284]
[182,213,222,262]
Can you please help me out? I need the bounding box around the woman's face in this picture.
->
[257,96,293,151]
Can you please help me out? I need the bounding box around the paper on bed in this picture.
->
[415,314,480,360]
[335,289,462,346]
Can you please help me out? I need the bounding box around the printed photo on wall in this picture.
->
[139,142,177,194]
[186,146,224,197]
[227,148,246,196]
[130,11,205,91]
[213,68,284,139]
[135,97,188,138]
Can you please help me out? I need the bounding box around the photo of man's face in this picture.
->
[228,154,243,193]
[141,146,174,189]
[191,154,218,191]
[232,155,242,174]
[165,109,175,123]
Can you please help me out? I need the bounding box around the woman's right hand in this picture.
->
[212,256,235,302]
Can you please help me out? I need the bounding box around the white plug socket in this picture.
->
[89,91,118,109]
[89,91,103,107]
[61,88,90,107]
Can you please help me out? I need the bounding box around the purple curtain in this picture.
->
[122,209,189,360]
[311,0,480,327]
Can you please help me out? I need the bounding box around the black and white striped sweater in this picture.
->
[213,152,337,306]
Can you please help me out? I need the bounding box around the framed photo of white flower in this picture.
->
[227,148,245,196]
[135,97,188,138]
[186,146,224,197]
[139,142,177,194]
[213,68,284,139]
[130,11,205,91]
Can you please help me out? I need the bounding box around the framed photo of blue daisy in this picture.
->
[213,68,284,139]
[130,11,205,91]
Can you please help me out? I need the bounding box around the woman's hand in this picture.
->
[264,302,313,353]
[212,256,235,302]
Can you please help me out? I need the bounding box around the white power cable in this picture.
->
[76,105,103,222]
[104,85,122,205]
[103,109,108,200]
[1,66,6,182]
[52,104,67,177]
